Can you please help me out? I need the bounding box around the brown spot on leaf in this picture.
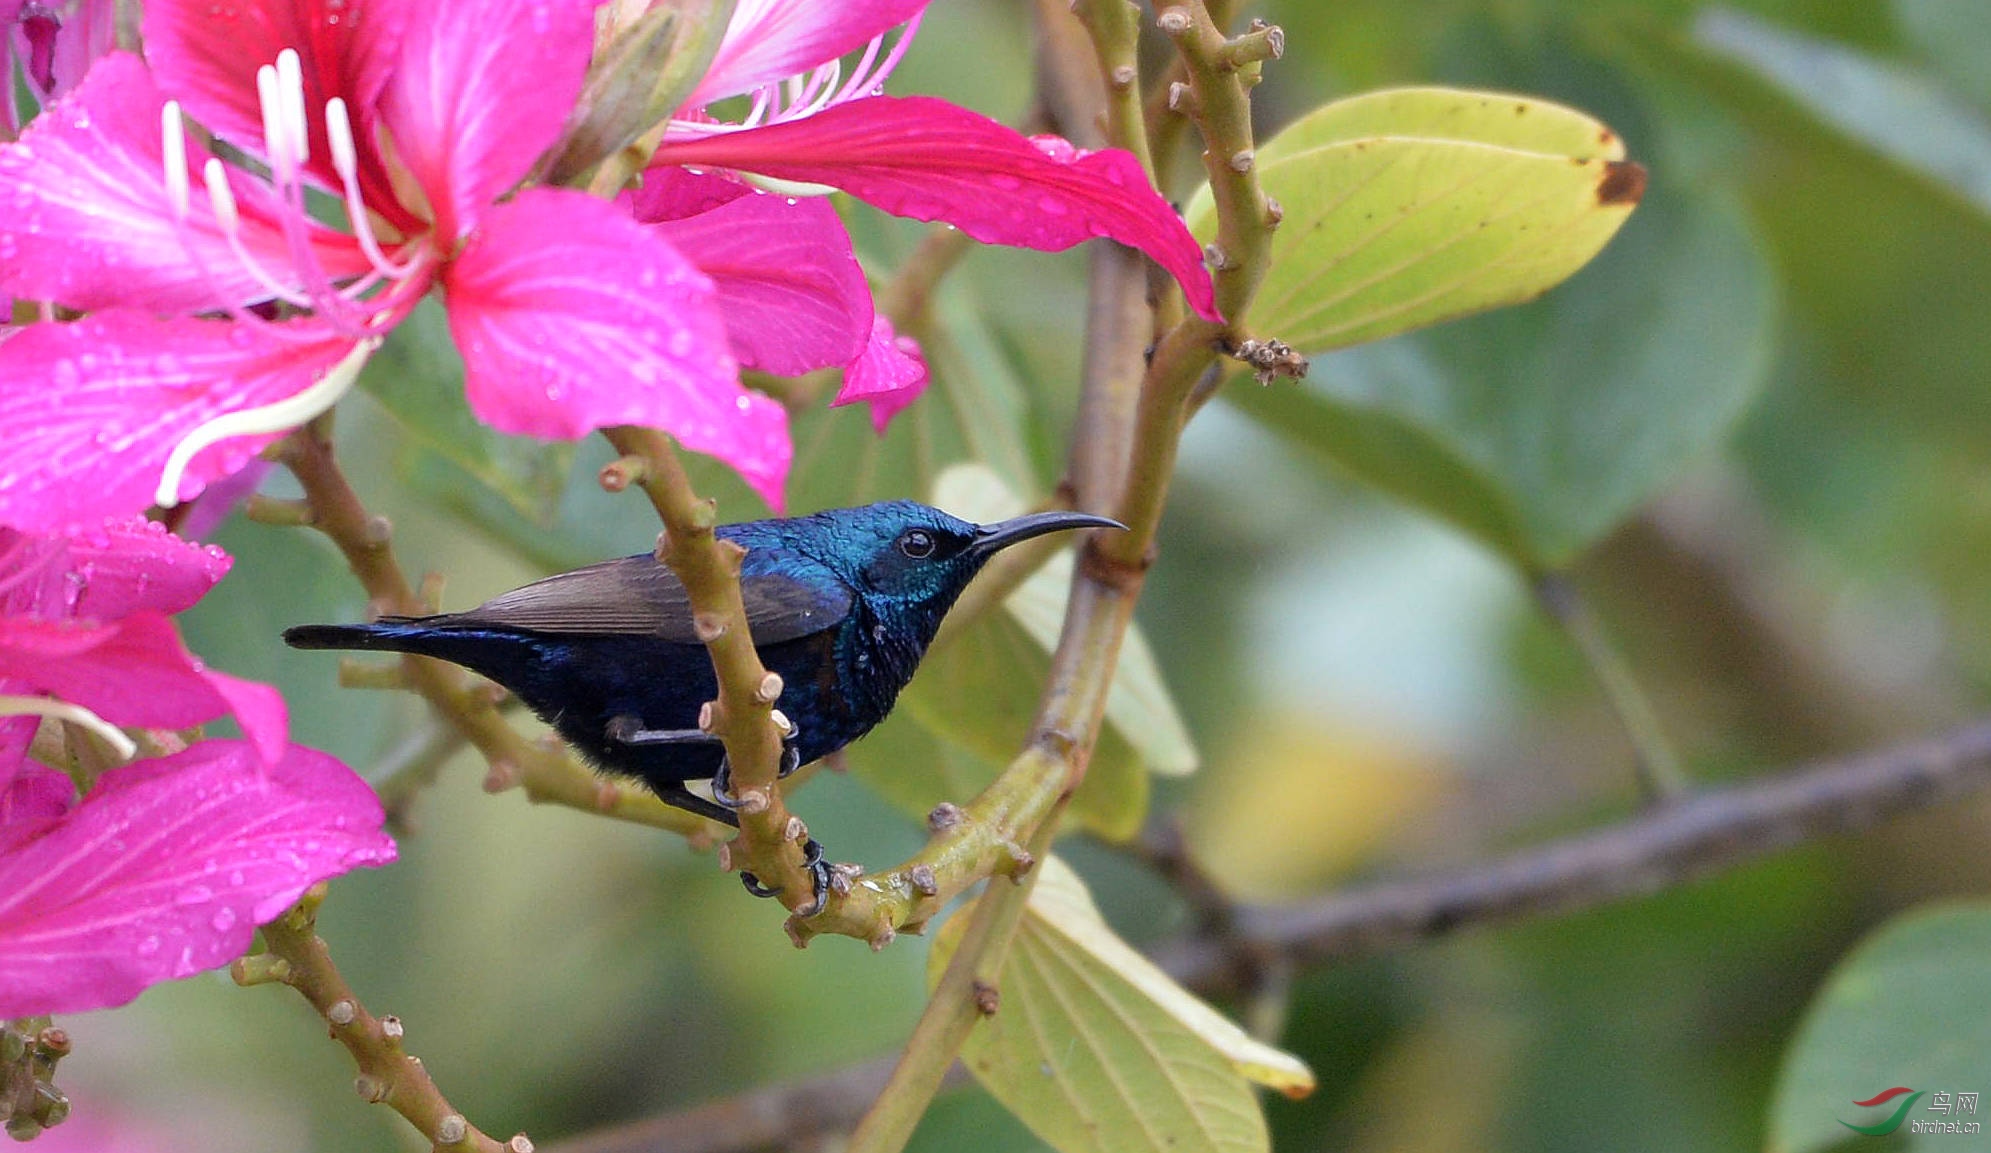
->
[1515,102,1529,115]
[1596,160,1646,206]
[1599,128,1617,147]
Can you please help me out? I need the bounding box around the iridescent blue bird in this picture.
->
[284,500,1120,899]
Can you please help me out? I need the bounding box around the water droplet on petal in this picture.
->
[211,907,238,933]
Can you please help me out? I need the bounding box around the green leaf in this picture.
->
[932,464,1199,777]
[1696,7,1991,218]
[1227,180,1775,569]
[1768,902,1991,1153]
[1895,0,1991,112]
[1255,85,1630,167]
[360,299,573,524]
[929,857,1312,1153]
[1186,86,1644,354]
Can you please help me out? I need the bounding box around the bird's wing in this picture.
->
[446,554,853,645]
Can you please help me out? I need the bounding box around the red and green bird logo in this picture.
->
[1841,1088,1924,1136]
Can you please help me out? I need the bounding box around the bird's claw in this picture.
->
[707,726,805,809]
[739,838,832,910]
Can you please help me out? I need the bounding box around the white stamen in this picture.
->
[202,157,240,233]
[834,36,886,104]
[742,86,773,128]
[325,96,357,183]
[277,48,310,167]
[161,100,190,220]
[155,335,382,509]
[0,695,138,761]
[201,158,314,310]
[256,63,285,170]
[665,14,921,142]
[739,172,839,199]
[324,97,413,280]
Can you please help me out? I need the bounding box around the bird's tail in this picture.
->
[283,618,447,654]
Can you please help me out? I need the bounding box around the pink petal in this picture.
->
[0,756,71,840]
[640,178,872,376]
[835,315,929,433]
[0,719,53,818]
[625,165,754,221]
[0,614,248,737]
[0,518,228,628]
[689,0,930,106]
[0,312,362,534]
[372,0,598,243]
[443,187,791,508]
[0,54,371,314]
[0,739,394,1017]
[141,0,413,224]
[648,95,1221,321]
[200,671,289,765]
[37,518,231,620]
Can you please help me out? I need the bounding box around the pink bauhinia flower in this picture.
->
[0,741,395,1016]
[632,0,1220,426]
[0,0,1217,534]
[0,517,286,781]
[0,0,758,533]
[0,518,394,1017]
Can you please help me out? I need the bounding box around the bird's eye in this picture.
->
[898,529,937,559]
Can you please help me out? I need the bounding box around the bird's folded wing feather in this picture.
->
[446,554,854,645]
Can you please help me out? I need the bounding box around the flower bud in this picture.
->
[541,0,739,186]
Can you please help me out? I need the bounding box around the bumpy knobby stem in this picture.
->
[598,427,817,909]
[1142,0,1239,195]
[279,422,711,839]
[242,885,526,1153]
[1110,1,1287,562]
[824,5,1288,1148]
[1,1018,70,1140]
[843,817,1058,1153]
[1071,0,1156,178]
[797,0,1283,945]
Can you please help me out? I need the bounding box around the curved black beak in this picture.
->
[969,510,1126,558]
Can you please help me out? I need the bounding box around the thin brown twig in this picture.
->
[277,421,714,840]
[1156,717,1991,987]
[548,716,1991,1153]
[545,1057,970,1153]
[236,885,527,1153]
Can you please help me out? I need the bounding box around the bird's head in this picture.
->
[792,500,1124,626]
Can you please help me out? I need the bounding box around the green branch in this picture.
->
[598,428,819,909]
[239,885,527,1153]
[279,422,713,839]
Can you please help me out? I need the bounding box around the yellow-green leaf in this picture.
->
[1255,85,1627,168]
[1186,86,1643,354]
[930,857,1314,1153]
[930,464,1199,776]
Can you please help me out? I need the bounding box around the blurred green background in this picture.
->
[46,0,1991,1149]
